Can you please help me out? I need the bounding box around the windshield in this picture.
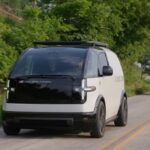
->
[10,47,87,78]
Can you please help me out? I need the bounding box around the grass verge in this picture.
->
[0,85,4,125]
[123,62,150,96]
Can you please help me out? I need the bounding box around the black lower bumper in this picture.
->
[2,111,96,131]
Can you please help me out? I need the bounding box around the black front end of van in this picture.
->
[2,111,94,132]
[2,47,93,134]
[3,76,92,132]
[7,76,83,104]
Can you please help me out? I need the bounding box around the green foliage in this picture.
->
[22,5,41,20]
[123,61,150,96]
[52,1,116,44]
[3,6,65,53]
[0,85,4,124]
[0,17,17,82]
[0,0,149,95]
[50,0,150,61]
[0,39,17,82]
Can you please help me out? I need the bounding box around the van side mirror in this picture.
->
[103,66,113,76]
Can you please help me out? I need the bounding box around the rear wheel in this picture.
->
[114,96,128,126]
[90,101,106,138]
[2,121,20,135]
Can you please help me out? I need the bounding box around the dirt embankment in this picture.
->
[0,5,22,22]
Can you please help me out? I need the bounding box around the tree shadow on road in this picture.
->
[144,93,150,95]
[14,129,90,139]
[5,123,116,139]
[0,123,117,139]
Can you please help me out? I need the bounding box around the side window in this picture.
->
[85,51,98,78]
[98,53,108,75]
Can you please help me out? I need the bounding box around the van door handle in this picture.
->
[83,86,96,92]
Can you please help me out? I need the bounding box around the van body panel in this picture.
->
[104,49,124,116]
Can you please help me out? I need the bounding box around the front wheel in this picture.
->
[114,96,128,126]
[2,121,20,135]
[90,101,106,138]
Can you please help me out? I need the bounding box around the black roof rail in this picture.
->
[33,41,108,49]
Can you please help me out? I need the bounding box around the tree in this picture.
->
[0,18,17,82]
[49,0,150,61]
[3,6,68,53]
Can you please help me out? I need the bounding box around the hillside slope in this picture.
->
[0,5,22,22]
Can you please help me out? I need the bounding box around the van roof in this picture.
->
[33,41,109,50]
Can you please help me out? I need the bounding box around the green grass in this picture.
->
[0,95,3,124]
[123,62,150,96]
[0,86,4,125]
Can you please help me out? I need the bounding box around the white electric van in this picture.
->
[2,41,128,138]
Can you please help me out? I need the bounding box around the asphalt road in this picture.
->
[0,94,149,150]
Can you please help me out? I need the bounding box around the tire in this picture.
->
[2,121,20,135]
[114,96,128,126]
[90,101,106,138]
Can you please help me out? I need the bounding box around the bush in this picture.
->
[0,39,17,82]
[123,61,150,96]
